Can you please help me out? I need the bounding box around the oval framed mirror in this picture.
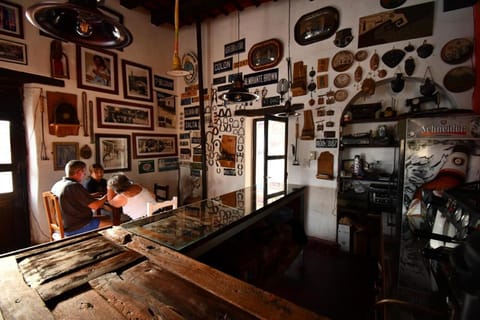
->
[248,38,283,71]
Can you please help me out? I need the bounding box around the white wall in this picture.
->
[0,0,475,244]
[185,0,474,241]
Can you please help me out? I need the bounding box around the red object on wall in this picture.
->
[474,3,480,114]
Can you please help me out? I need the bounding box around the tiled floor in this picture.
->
[262,237,378,320]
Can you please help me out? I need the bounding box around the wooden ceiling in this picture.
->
[119,0,277,27]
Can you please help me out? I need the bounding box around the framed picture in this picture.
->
[138,159,155,174]
[77,45,118,94]
[0,38,26,64]
[97,97,154,131]
[132,133,177,159]
[122,59,153,102]
[248,39,283,71]
[0,0,23,39]
[158,157,179,172]
[95,134,131,173]
[294,6,339,46]
[52,142,79,171]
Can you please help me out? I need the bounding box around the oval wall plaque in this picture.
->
[248,38,283,71]
[294,7,340,46]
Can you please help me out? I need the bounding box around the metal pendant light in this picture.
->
[167,0,190,77]
[25,0,132,49]
[220,12,258,103]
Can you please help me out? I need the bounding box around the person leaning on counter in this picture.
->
[51,160,112,236]
[106,173,156,220]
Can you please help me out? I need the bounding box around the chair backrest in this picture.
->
[42,191,65,241]
[146,196,178,217]
[154,183,169,201]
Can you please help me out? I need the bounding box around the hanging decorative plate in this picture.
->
[334,89,348,102]
[334,73,351,88]
[441,38,473,65]
[355,50,368,61]
[294,6,340,46]
[182,52,198,84]
[370,51,379,71]
[381,48,405,68]
[443,66,475,93]
[331,50,354,72]
[80,144,92,159]
[354,65,363,82]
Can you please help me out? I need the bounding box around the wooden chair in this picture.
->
[153,184,169,201]
[146,196,178,216]
[42,191,65,241]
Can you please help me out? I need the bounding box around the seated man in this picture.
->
[51,160,111,236]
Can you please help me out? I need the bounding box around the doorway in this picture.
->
[0,86,30,253]
[253,116,288,198]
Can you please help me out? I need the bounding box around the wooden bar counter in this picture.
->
[0,185,329,320]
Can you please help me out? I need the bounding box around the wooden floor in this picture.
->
[262,237,378,320]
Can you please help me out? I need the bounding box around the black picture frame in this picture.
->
[95,134,131,173]
[122,59,153,102]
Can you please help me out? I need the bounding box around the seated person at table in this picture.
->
[84,163,107,196]
[107,173,156,220]
[51,160,111,236]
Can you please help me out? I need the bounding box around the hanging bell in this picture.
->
[391,73,405,93]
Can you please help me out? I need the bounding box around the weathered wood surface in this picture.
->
[52,289,126,320]
[126,236,330,320]
[0,256,54,320]
[15,235,144,301]
[90,260,257,320]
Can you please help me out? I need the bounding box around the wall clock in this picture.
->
[182,52,198,84]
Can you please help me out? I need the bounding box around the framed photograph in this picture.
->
[248,39,283,71]
[138,159,155,174]
[0,0,23,39]
[97,97,154,131]
[95,134,131,173]
[77,45,118,94]
[132,133,177,159]
[158,157,179,172]
[0,38,26,64]
[122,59,153,102]
[52,142,79,171]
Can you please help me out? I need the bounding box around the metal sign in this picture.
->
[244,68,279,88]
[262,96,281,106]
[213,76,226,85]
[224,38,245,56]
[184,119,200,130]
[213,57,233,74]
[316,138,338,148]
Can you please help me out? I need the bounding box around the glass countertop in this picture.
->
[121,184,305,252]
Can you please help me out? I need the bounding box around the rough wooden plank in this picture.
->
[90,261,257,320]
[99,226,132,245]
[126,236,329,320]
[52,288,126,320]
[0,256,54,320]
[19,237,125,288]
[13,232,102,261]
[36,250,144,301]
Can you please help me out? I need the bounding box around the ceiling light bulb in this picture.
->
[76,19,93,37]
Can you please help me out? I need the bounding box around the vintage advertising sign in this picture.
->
[224,38,245,56]
[244,68,279,88]
[213,57,233,74]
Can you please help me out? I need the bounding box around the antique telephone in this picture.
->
[406,92,440,113]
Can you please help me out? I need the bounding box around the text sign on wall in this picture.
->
[213,57,233,74]
[154,75,174,91]
[224,38,245,56]
[244,69,279,88]
[316,138,338,148]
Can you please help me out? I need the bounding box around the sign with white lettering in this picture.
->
[316,138,338,148]
[154,75,174,91]
[184,119,200,130]
[213,76,226,85]
[184,106,200,118]
[262,96,281,106]
[224,38,245,56]
[244,69,279,88]
[213,57,233,74]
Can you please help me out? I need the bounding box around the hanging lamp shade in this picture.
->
[167,0,190,77]
[220,74,259,103]
[25,0,132,49]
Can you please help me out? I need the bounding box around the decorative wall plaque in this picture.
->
[248,38,283,71]
[294,7,340,46]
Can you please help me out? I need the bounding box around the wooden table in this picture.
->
[0,185,328,320]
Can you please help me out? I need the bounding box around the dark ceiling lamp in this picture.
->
[25,0,132,49]
[220,12,258,103]
[167,0,190,77]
